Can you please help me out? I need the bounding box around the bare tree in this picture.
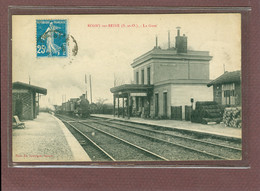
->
[113,73,125,87]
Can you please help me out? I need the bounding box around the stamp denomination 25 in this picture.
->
[36,20,67,57]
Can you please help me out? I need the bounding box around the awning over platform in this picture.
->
[110,84,153,98]
[13,81,47,95]
[110,84,153,118]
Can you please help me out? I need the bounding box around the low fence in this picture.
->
[171,106,182,120]
[185,105,192,121]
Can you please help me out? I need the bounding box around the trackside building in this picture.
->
[207,70,241,106]
[12,82,47,120]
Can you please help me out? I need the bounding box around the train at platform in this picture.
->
[55,93,90,118]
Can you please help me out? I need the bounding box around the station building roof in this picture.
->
[207,70,241,87]
[110,84,153,97]
[131,47,212,68]
[12,81,47,95]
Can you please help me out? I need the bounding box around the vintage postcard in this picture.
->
[11,14,242,163]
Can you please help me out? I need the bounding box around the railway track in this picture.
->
[84,121,235,160]
[57,115,168,161]
[90,119,242,160]
[64,121,115,161]
[56,114,241,161]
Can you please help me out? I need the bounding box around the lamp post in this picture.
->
[190,98,194,121]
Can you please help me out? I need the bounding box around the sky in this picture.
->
[12,14,241,108]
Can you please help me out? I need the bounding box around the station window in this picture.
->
[136,71,139,84]
[141,69,144,84]
[147,67,151,85]
[224,90,231,105]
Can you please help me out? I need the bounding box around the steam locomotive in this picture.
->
[55,94,90,118]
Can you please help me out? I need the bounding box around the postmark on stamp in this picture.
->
[36,20,67,57]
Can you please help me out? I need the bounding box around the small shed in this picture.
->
[12,82,47,120]
[207,71,241,106]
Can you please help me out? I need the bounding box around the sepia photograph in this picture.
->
[11,13,242,163]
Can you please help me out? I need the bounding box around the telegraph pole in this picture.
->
[85,74,88,100]
[168,30,170,49]
[89,75,92,104]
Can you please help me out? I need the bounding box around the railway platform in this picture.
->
[91,114,241,140]
[12,112,91,162]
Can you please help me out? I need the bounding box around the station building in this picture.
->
[12,82,47,120]
[110,28,213,120]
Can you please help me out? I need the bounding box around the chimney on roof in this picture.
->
[175,27,188,53]
[176,26,181,36]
